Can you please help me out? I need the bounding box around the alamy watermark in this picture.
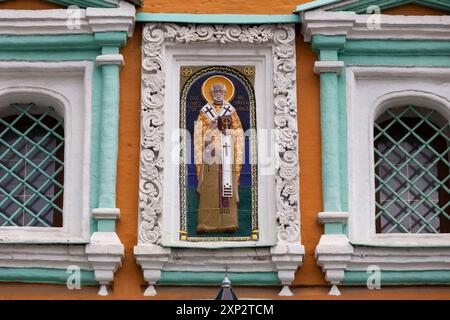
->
[66,265,81,290]
[66,5,82,30]
[366,265,381,290]
[366,5,382,30]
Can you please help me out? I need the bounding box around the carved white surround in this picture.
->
[135,23,304,296]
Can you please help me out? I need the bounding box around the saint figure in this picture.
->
[194,80,244,233]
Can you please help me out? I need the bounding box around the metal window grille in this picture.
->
[374,105,450,234]
[0,103,64,228]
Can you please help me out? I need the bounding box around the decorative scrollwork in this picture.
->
[139,23,300,245]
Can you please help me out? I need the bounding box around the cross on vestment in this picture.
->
[223,141,231,156]
[221,105,233,115]
[221,133,233,198]
[204,105,216,119]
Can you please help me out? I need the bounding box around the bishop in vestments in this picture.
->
[194,81,244,233]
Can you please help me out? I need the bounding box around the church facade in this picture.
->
[0,0,449,299]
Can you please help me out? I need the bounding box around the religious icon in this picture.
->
[194,79,244,233]
[180,66,258,241]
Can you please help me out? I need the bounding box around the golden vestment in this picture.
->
[194,102,244,233]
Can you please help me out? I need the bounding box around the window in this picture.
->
[0,61,93,242]
[373,105,450,234]
[346,66,450,246]
[0,103,64,228]
[374,105,450,234]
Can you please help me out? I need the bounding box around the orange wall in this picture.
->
[0,0,449,299]
[294,29,326,286]
[384,3,447,15]
[138,0,302,14]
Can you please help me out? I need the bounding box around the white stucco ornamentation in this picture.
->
[136,23,304,296]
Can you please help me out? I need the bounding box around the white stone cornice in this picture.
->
[348,246,450,271]
[314,61,345,75]
[0,245,91,269]
[302,10,356,42]
[302,10,450,42]
[96,54,125,67]
[317,211,349,224]
[350,14,450,40]
[86,1,136,37]
[0,0,135,37]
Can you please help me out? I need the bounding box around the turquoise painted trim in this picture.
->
[314,35,348,231]
[158,272,280,286]
[44,0,118,8]
[90,68,103,234]
[0,267,97,285]
[0,34,98,51]
[344,270,450,285]
[102,47,120,55]
[351,242,450,248]
[324,222,344,234]
[320,49,339,61]
[97,63,120,209]
[296,0,340,12]
[338,68,348,212]
[0,33,126,51]
[94,32,127,48]
[296,0,450,13]
[343,55,450,67]
[342,223,349,236]
[312,35,347,53]
[0,50,99,61]
[135,13,301,24]
[320,72,343,213]
[97,219,116,232]
[343,40,450,55]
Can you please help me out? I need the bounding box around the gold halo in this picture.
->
[201,75,235,104]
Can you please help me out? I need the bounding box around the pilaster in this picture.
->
[312,35,346,216]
